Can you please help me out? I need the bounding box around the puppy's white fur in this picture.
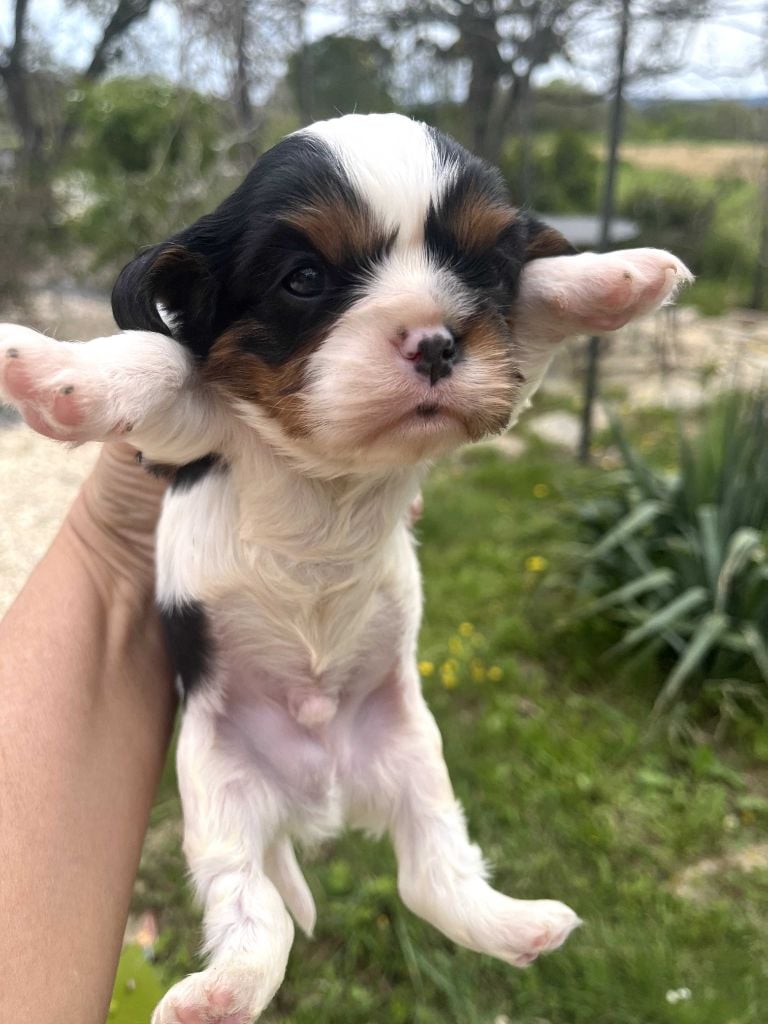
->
[0,113,693,1024]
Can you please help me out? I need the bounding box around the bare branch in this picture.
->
[85,0,156,80]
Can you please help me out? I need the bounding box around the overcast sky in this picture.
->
[2,0,766,102]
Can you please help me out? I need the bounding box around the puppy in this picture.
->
[0,113,691,1023]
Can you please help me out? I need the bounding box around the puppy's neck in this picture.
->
[227,434,425,563]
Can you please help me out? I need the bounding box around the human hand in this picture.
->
[64,442,167,602]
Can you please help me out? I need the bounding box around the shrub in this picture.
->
[499,129,600,211]
[576,391,768,723]
[61,77,235,275]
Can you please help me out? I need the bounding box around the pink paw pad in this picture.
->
[172,988,251,1024]
[2,344,87,440]
[586,252,691,331]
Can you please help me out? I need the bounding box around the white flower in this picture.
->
[665,987,692,1004]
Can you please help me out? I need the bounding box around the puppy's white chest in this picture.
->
[218,570,411,714]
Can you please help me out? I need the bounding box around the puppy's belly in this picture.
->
[214,652,399,842]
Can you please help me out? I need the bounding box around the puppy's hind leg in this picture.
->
[347,669,580,969]
[152,693,295,1024]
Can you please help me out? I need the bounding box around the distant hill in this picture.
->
[625,97,766,142]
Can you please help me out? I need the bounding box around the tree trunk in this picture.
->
[231,0,261,167]
[1,0,45,173]
[1,64,44,172]
[579,0,631,464]
[750,110,768,310]
[293,0,313,125]
[516,75,534,207]
[457,4,503,161]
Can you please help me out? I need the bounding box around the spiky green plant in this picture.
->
[577,390,768,719]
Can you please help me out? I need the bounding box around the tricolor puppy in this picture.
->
[0,114,691,1023]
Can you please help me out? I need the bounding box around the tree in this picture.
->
[174,0,305,159]
[579,0,631,464]
[286,35,396,124]
[0,0,159,175]
[576,0,712,463]
[376,0,596,173]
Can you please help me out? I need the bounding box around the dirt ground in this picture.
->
[2,287,768,615]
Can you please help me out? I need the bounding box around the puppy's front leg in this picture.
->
[348,670,580,967]
[510,247,693,413]
[152,694,295,1024]
[0,324,224,463]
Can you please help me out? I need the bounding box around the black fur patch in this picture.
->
[134,451,226,488]
[426,127,573,301]
[425,130,524,304]
[111,134,390,365]
[169,454,226,492]
[159,601,212,697]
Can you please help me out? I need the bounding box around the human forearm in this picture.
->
[0,445,175,1023]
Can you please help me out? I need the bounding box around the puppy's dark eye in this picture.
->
[283,266,325,298]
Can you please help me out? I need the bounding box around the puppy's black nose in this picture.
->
[415,331,458,386]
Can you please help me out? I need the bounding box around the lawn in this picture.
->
[116,430,768,1024]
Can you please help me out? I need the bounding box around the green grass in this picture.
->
[109,945,165,1022]
[118,440,768,1023]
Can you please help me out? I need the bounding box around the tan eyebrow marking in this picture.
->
[282,200,389,265]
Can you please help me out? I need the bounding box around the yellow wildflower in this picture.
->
[458,621,475,637]
[418,661,434,677]
[525,555,548,572]
[532,483,550,498]
[471,664,486,683]
[488,666,503,682]
[441,669,458,689]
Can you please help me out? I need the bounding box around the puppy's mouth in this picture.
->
[415,402,441,418]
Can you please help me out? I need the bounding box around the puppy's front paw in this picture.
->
[574,248,692,331]
[152,964,272,1024]
[558,248,692,333]
[520,248,693,340]
[0,324,129,442]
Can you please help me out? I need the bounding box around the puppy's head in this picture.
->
[113,113,572,470]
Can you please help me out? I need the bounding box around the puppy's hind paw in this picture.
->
[499,898,582,968]
[461,885,581,969]
[152,963,272,1024]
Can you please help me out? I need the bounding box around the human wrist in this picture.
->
[60,442,166,609]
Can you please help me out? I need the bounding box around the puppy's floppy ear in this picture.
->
[112,238,220,359]
[522,215,577,262]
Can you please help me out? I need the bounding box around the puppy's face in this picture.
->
[113,114,571,470]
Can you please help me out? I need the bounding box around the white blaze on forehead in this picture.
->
[302,113,452,247]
